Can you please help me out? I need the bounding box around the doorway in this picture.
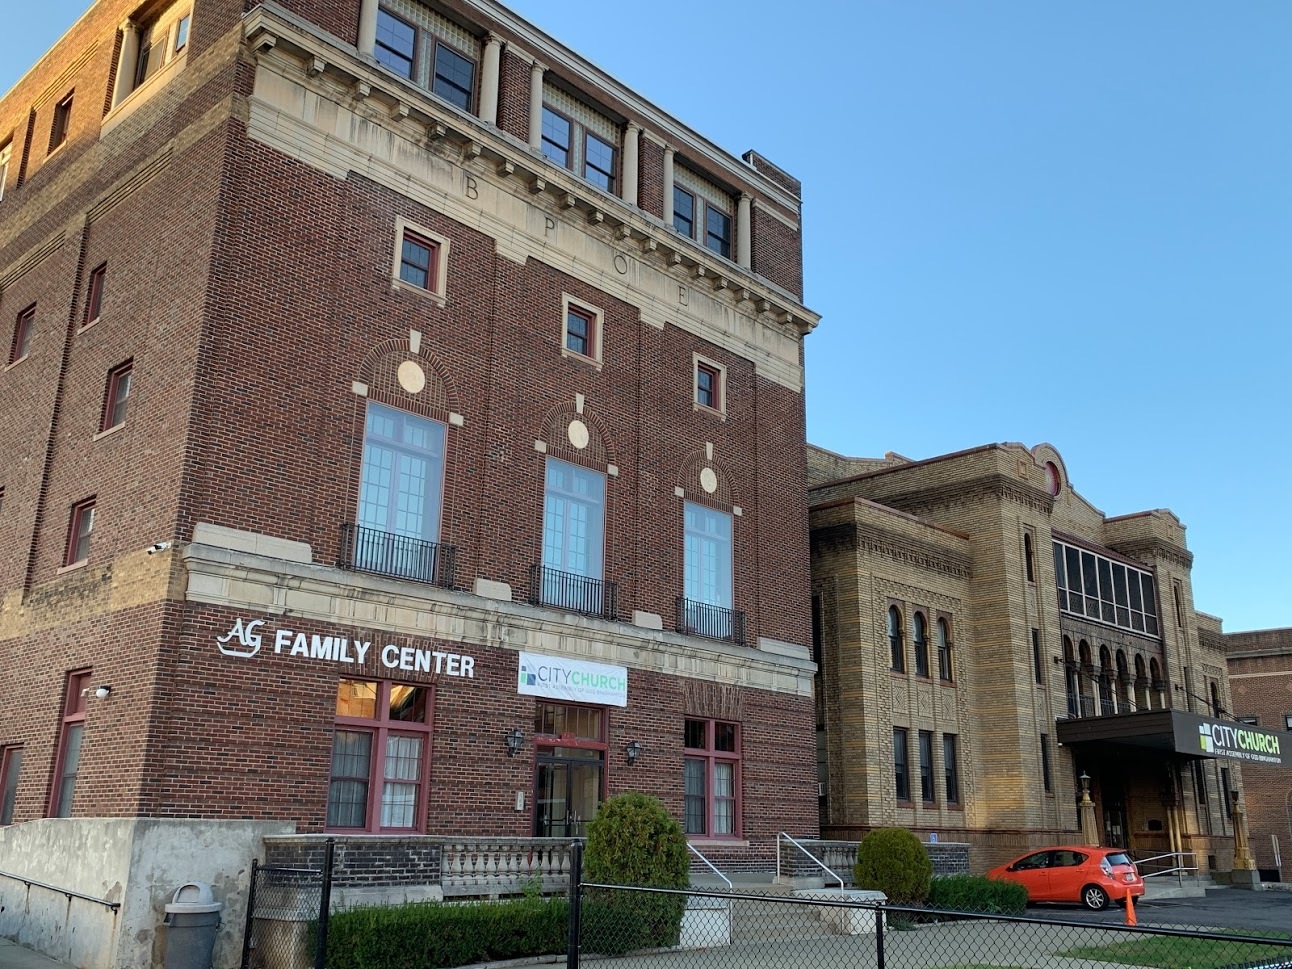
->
[534,746,603,837]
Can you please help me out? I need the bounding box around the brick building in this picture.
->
[807,442,1287,877]
[0,0,819,959]
[1225,627,1292,881]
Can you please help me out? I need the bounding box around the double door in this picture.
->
[534,746,603,838]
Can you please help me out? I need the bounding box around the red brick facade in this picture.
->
[0,0,819,863]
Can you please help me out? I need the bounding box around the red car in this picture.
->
[987,846,1145,910]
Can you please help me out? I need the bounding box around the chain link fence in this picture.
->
[240,841,333,969]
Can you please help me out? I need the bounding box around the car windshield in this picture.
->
[1105,852,1133,867]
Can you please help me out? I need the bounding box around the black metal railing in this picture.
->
[339,523,456,588]
[676,596,745,646]
[530,564,617,620]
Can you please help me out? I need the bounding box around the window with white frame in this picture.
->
[683,501,732,609]
[355,402,447,581]
[132,8,191,92]
[327,679,433,832]
[1053,539,1159,636]
[540,458,606,610]
[683,718,740,837]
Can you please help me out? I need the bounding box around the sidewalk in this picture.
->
[0,939,74,969]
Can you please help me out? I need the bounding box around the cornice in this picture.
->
[1107,536,1194,569]
[870,473,1055,518]
[811,520,972,579]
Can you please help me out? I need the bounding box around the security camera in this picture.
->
[146,541,172,555]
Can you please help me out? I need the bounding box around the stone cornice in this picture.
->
[811,520,972,579]
[183,543,816,697]
[869,474,1054,518]
[1107,536,1194,569]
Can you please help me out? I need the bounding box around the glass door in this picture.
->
[534,746,603,837]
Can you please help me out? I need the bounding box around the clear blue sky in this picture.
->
[4,2,1289,632]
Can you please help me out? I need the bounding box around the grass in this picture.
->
[1060,934,1292,969]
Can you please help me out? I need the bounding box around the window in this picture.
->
[49,671,89,817]
[913,612,929,677]
[356,403,446,580]
[1032,629,1043,684]
[83,264,106,327]
[1053,539,1158,636]
[1220,767,1232,819]
[936,618,953,682]
[943,734,959,805]
[565,304,594,359]
[541,458,606,607]
[1024,532,1035,582]
[683,501,732,610]
[888,606,904,673]
[704,204,732,259]
[100,361,133,432]
[918,730,935,803]
[541,106,571,169]
[374,8,416,78]
[50,93,73,153]
[695,361,721,411]
[1040,734,1052,793]
[893,727,910,801]
[131,9,192,93]
[432,42,474,111]
[683,718,740,837]
[1173,580,1184,628]
[9,305,34,364]
[399,231,438,290]
[175,15,190,52]
[391,220,449,299]
[327,679,432,831]
[64,498,95,566]
[1237,716,1258,726]
[1285,714,1292,731]
[0,746,21,824]
[673,186,695,237]
[1193,760,1207,805]
[0,141,11,203]
[583,132,616,193]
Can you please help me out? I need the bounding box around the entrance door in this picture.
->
[1102,785,1127,848]
[534,746,603,837]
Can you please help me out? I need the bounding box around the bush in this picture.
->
[582,792,690,955]
[853,828,932,905]
[928,874,1028,915]
[323,896,568,969]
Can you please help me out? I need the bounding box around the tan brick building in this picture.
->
[808,441,1286,877]
[0,0,819,962]
[1225,627,1292,881]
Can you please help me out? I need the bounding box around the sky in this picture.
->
[3,2,1290,632]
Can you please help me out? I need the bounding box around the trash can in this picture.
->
[162,881,222,969]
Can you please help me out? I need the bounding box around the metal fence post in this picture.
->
[566,841,583,969]
[240,859,259,969]
[315,838,336,969]
[875,901,886,969]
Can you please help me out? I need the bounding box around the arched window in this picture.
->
[1023,533,1035,583]
[1135,656,1149,711]
[1099,646,1114,715]
[1210,681,1223,718]
[1063,637,1078,718]
[1116,650,1131,710]
[912,612,929,677]
[1078,641,1094,717]
[1149,658,1164,710]
[888,606,905,673]
[936,618,953,682]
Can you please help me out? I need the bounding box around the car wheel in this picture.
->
[1082,885,1109,911]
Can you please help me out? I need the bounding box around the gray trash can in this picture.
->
[162,881,222,969]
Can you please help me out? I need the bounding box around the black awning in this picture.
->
[1056,709,1289,768]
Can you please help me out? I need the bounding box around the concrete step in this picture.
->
[0,939,76,969]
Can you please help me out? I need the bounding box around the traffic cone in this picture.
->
[1124,887,1137,926]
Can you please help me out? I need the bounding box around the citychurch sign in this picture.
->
[1173,711,1288,768]
[216,618,477,678]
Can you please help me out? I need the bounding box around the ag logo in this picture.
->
[217,618,265,658]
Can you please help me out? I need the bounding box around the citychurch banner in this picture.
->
[1173,711,1288,767]
[517,652,628,707]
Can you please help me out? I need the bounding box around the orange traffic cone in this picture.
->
[1124,888,1137,926]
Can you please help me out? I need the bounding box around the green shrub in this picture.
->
[928,874,1028,915]
[853,828,932,905]
[322,896,568,969]
[582,792,690,955]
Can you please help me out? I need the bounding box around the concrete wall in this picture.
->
[0,818,292,969]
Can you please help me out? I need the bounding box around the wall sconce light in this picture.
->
[94,685,112,700]
[625,740,642,766]
[505,728,524,758]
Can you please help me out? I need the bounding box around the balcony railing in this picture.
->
[529,564,617,620]
[339,523,457,588]
[676,596,745,646]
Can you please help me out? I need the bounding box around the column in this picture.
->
[479,33,502,126]
[736,192,752,269]
[112,20,139,108]
[527,60,545,150]
[358,0,379,57]
[621,122,640,206]
[662,145,674,227]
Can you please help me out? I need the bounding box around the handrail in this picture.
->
[777,832,844,892]
[0,868,120,911]
[1134,850,1198,879]
[687,842,732,890]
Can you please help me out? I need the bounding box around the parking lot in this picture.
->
[1039,886,1292,935]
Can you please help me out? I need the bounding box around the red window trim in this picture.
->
[64,497,96,567]
[49,92,74,153]
[564,304,596,360]
[84,264,107,327]
[399,229,440,292]
[327,679,434,834]
[48,670,90,817]
[695,362,721,411]
[683,717,742,839]
[9,304,35,364]
[100,360,133,432]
